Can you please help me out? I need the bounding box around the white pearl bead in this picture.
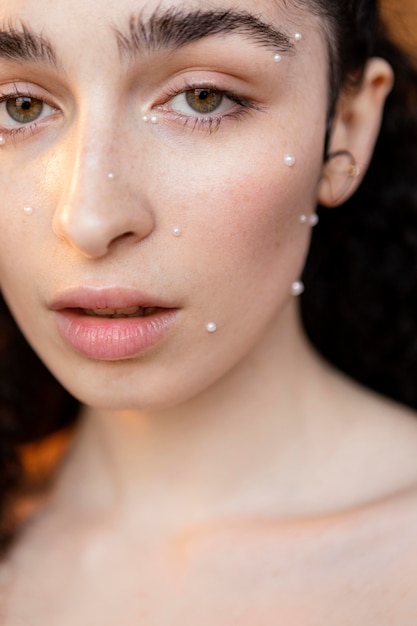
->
[107,172,115,180]
[309,213,319,226]
[206,322,218,333]
[150,115,158,124]
[172,227,182,237]
[284,154,296,167]
[23,206,33,215]
[291,280,304,296]
[274,53,282,63]
[299,214,308,224]
[0,136,5,146]
[143,115,150,123]
[294,32,303,41]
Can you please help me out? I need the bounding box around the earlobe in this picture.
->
[318,150,361,207]
[317,57,394,208]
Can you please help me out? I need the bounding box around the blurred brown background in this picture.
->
[382,0,417,57]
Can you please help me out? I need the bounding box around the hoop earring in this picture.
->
[326,150,360,179]
[321,150,360,205]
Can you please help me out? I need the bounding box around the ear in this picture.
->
[318,57,394,207]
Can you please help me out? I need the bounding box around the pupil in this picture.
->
[198,90,209,101]
[21,99,32,111]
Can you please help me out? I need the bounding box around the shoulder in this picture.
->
[315,359,417,507]
[169,490,417,624]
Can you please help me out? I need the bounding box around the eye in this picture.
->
[170,88,234,116]
[0,95,55,127]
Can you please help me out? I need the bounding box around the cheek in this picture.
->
[166,149,319,303]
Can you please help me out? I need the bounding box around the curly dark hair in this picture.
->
[0,0,417,555]
[302,1,417,407]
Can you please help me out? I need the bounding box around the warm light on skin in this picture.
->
[0,0,332,413]
[1,3,413,622]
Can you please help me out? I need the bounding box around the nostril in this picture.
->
[109,231,140,248]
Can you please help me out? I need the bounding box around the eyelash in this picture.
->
[157,82,264,133]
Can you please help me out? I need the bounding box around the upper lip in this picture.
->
[48,286,176,311]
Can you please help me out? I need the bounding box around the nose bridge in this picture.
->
[53,114,154,259]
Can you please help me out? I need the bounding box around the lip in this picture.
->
[49,286,179,360]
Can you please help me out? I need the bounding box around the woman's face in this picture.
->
[0,0,329,409]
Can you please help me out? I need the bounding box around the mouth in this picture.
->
[82,306,159,318]
[50,287,179,360]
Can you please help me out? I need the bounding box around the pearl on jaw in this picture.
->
[23,207,33,215]
[206,322,218,333]
[284,154,296,167]
[172,227,182,237]
[291,280,305,296]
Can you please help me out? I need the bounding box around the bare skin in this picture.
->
[3,319,417,624]
[0,0,415,623]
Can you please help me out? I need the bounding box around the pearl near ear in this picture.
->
[309,213,319,226]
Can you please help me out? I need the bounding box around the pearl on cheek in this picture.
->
[23,206,33,215]
[284,154,296,167]
[206,322,218,333]
[143,114,158,125]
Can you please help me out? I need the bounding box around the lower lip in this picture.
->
[53,308,179,360]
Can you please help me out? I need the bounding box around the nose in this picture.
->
[52,132,155,259]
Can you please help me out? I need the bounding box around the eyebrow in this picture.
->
[0,23,58,68]
[115,8,295,58]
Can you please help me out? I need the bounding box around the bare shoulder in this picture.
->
[317,360,417,502]
[169,489,417,625]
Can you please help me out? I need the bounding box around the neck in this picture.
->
[52,303,339,532]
